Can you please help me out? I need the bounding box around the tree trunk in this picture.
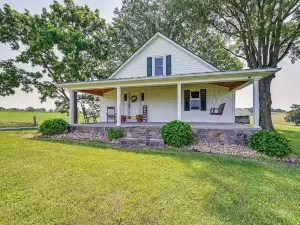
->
[259,74,275,131]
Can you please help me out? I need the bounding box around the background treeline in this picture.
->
[0,106,55,112]
[236,107,286,114]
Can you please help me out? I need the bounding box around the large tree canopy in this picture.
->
[176,0,300,130]
[109,0,243,71]
[0,0,110,112]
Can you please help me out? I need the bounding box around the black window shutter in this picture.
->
[184,90,190,111]
[166,55,171,75]
[147,57,152,77]
[141,93,144,101]
[200,89,207,111]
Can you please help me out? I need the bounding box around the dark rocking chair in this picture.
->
[106,106,117,122]
[81,102,98,123]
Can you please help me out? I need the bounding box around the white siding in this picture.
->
[100,84,234,123]
[111,36,217,80]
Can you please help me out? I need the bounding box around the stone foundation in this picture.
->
[69,125,165,148]
[69,124,260,148]
[194,128,258,145]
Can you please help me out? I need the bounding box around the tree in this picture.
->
[291,104,300,109]
[25,107,35,112]
[0,60,42,96]
[285,107,300,125]
[0,0,110,112]
[178,0,300,131]
[109,0,243,72]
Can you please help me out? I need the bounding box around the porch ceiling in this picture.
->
[80,88,114,96]
[78,80,249,96]
[213,80,248,91]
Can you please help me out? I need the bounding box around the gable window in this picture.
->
[190,91,200,110]
[155,57,163,76]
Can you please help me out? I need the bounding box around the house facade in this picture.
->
[58,32,280,129]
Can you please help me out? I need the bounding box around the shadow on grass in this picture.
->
[28,137,300,224]
[30,136,298,169]
[277,128,300,155]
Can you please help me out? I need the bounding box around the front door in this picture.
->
[129,92,140,120]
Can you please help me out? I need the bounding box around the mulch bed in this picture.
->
[186,141,261,157]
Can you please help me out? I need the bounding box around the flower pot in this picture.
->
[137,117,143,123]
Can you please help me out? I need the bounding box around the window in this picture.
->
[155,57,163,76]
[190,91,200,110]
[124,93,128,101]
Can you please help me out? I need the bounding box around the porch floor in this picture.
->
[73,122,260,130]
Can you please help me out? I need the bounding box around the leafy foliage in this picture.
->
[249,131,292,157]
[285,108,300,126]
[110,0,243,71]
[0,60,42,96]
[161,120,195,148]
[38,118,69,135]
[107,128,124,141]
[0,0,110,112]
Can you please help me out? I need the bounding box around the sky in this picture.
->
[0,0,299,110]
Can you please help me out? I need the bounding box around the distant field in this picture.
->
[271,112,294,126]
[0,111,84,128]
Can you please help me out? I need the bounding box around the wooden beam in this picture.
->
[80,88,114,96]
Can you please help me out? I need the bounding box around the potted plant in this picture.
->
[121,115,127,123]
[136,114,143,123]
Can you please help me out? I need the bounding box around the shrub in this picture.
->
[107,128,124,141]
[161,120,195,148]
[38,118,69,135]
[285,108,300,126]
[248,131,292,157]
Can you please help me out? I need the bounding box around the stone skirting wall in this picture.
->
[69,125,260,148]
[194,129,259,145]
[69,125,165,148]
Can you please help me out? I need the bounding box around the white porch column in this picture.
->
[253,79,260,128]
[116,86,121,126]
[177,83,182,121]
[69,90,75,124]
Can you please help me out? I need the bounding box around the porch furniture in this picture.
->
[210,85,226,115]
[81,103,98,123]
[210,103,226,115]
[142,105,147,122]
[107,106,117,122]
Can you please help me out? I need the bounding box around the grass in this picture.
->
[0,130,299,224]
[0,111,83,128]
[276,125,300,155]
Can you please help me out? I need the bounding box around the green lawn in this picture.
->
[0,131,299,224]
[276,125,300,155]
[0,111,84,128]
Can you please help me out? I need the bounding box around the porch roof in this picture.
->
[57,67,280,96]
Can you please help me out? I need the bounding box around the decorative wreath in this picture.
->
[131,95,138,102]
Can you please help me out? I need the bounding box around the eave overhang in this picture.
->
[57,68,280,93]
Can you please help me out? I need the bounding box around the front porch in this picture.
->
[59,68,281,130]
